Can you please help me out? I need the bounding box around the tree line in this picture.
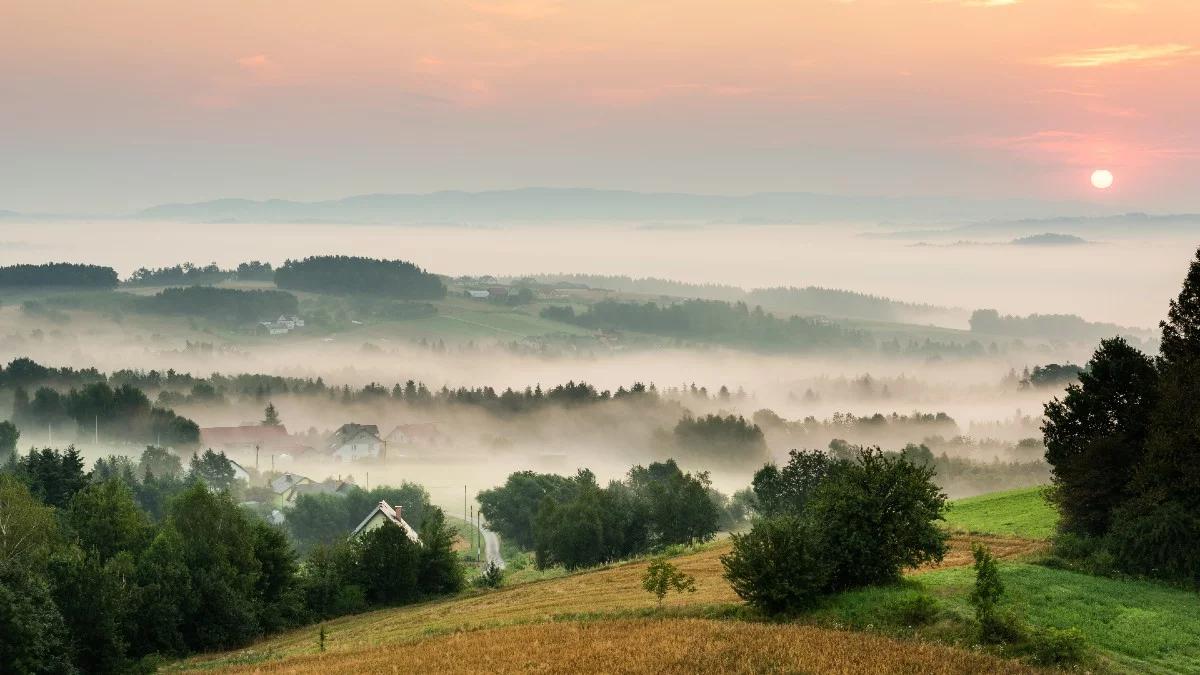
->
[0,446,463,674]
[542,299,867,351]
[4,381,199,455]
[0,263,118,289]
[135,286,298,324]
[479,459,750,570]
[123,261,275,286]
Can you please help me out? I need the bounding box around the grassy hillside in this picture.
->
[943,486,1057,539]
[816,561,1200,674]
[175,535,1032,673]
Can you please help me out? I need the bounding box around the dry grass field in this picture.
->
[212,618,1041,675]
[176,533,1043,673]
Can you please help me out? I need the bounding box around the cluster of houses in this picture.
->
[257,315,305,336]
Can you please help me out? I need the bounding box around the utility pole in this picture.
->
[94,415,99,445]
[255,444,260,472]
[271,454,275,473]
[48,423,52,446]
[469,505,475,558]
[365,471,369,491]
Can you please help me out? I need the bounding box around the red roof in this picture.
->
[201,425,291,447]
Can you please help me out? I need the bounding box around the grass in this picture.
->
[814,560,1200,674]
[207,618,1040,675]
[943,486,1057,540]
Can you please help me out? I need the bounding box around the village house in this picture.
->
[351,500,421,543]
[385,422,442,449]
[328,423,385,462]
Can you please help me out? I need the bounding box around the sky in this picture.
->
[2,0,1198,213]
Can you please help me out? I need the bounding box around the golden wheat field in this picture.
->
[211,618,1041,675]
[175,533,1041,673]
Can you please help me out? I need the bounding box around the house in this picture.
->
[466,290,490,299]
[328,423,384,462]
[276,315,305,329]
[227,458,252,484]
[269,471,313,495]
[351,500,420,543]
[385,422,442,448]
[486,286,509,298]
[277,477,355,504]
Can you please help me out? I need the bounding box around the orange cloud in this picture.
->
[468,1,562,20]
[237,54,273,70]
[1037,43,1197,68]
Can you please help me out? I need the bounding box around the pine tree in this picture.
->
[262,402,281,427]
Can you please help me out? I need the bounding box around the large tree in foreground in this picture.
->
[1042,337,1158,536]
[1110,247,1200,581]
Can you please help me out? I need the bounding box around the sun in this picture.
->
[1091,169,1114,190]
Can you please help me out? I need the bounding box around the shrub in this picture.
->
[474,561,504,589]
[1026,626,1087,667]
[721,516,828,615]
[970,543,1024,644]
[888,593,940,627]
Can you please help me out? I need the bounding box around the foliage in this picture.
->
[7,446,89,509]
[262,402,281,427]
[138,446,182,480]
[511,461,723,570]
[0,262,118,288]
[672,414,770,468]
[1026,626,1087,667]
[0,474,58,570]
[125,262,232,287]
[969,543,1013,644]
[416,508,465,595]
[721,516,828,614]
[641,557,696,607]
[726,447,947,614]
[0,563,74,675]
[354,523,422,604]
[1042,337,1158,536]
[189,449,239,492]
[285,483,431,554]
[1042,248,1200,584]
[888,593,940,627]
[475,561,504,588]
[138,285,298,323]
[542,298,866,351]
[66,479,151,562]
[750,449,833,518]
[807,448,948,590]
[274,255,446,299]
[478,471,576,550]
[0,421,18,463]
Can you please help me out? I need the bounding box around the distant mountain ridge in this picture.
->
[131,187,1122,225]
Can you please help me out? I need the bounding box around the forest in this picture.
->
[0,263,119,289]
[274,255,446,299]
[0,446,463,673]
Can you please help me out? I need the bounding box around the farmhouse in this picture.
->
[385,422,442,448]
[328,423,384,462]
[351,500,421,543]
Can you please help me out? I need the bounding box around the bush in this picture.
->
[888,593,940,627]
[721,516,828,615]
[1027,626,1087,667]
[807,448,948,590]
[970,543,1025,644]
[474,562,504,589]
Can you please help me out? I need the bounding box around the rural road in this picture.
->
[481,527,506,569]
